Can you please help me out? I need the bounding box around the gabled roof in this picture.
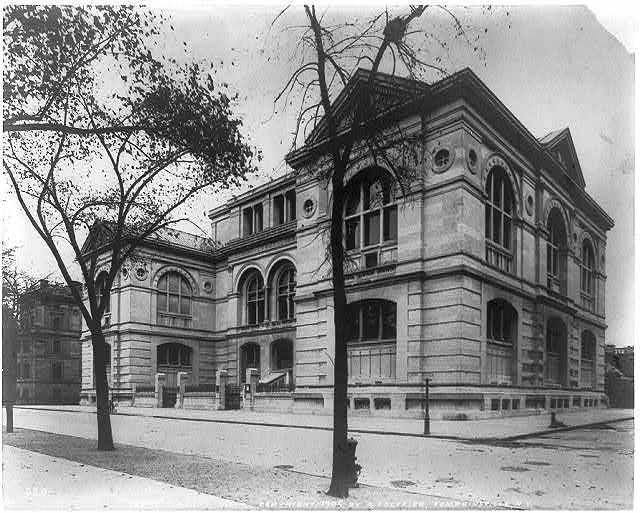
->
[285,67,612,231]
[538,127,586,188]
[81,221,216,257]
[304,68,429,145]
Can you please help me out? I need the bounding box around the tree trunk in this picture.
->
[91,329,114,450]
[327,163,350,498]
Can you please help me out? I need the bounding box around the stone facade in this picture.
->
[17,280,82,404]
[81,68,613,417]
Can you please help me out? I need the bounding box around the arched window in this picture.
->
[486,299,517,384]
[581,330,596,387]
[240,342,260,383]
[485,167,514,273]
[546,317,567,385]
[580,239,595,310]
[546,208,567,293]
[346,300,396,381]
[246,273,265,325]
[344,168,397,267]
[157,272,192,316]
[96,272,111,314]
[276,267,296,321]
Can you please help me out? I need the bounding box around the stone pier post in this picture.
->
[176,372,189,409]
[216,369,228,410]
[246,368,259,411]
[155,373,166,408]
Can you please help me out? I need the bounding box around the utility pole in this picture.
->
[423,377,430,435]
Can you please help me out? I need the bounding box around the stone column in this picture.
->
[155,373,166,408]
[216,369,228,410]
[176,372,189,409]
[246,368,259,411]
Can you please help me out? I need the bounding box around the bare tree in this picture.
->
[3,5,257,449]
[273,5,489,497]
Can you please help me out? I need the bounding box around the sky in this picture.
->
[2,3,636,347]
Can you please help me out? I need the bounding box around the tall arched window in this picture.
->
[486,299,517,384]
[157,272,192,315]
[546,208,567,293]
[246,274,265,325]
[580,239,595,311]
[96,272,111,315]
[485,167,514,273]
[276,267,296,321]
[344,168,397,268]
[546,317,567,385]
[580,330,596,387]
[346,300,396,381]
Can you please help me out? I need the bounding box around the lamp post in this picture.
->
[424,377,430,435]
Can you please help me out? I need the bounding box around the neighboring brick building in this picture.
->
[605,345,634,378]
[81,68,613,417]
[17,280,83,404]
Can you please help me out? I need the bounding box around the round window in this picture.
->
[203,281,213,293]
[468,149,477,167]
[526,194,534,216]
[434,149,450,168]
[432,147,454,174]
[303,198,316,218]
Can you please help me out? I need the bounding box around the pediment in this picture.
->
[306,69,428,145]
[539,128,586,188]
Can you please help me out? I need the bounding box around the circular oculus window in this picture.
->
[302,198,316,218]
[525,194,534,216]
[432,147,454,174]
[203,280,213,293]
[467,149,478,173]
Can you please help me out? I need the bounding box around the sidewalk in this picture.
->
[15,404,634,440]
[2,444,248,510]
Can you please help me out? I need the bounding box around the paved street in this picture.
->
[3,408,634,509]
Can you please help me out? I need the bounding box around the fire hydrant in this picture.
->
[344,438,362,488]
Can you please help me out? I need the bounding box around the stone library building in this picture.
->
[80,68,613,418]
